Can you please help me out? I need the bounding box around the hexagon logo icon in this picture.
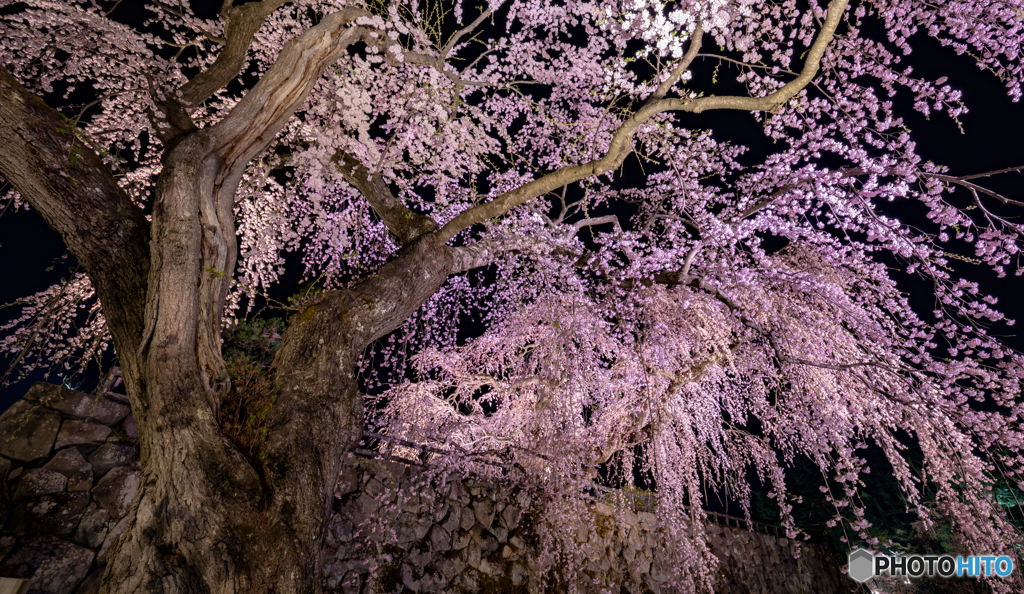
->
[848,548,875,583]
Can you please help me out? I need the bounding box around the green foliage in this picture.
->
[286,279,325,311]
[219,317,286,458]
[222,316,285,367]
[991,481,1024,534]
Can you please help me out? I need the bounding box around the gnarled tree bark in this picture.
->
[0,0,850,590]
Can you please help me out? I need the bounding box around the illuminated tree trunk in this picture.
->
[102,228,454,594]
[0,60,460,592]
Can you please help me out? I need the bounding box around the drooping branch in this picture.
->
[927,169,1024,208]
[440,8,494,57]
[333,151,438,245]
[594,340,743,466]
[178,0,290,108]
[642,21,704,108]
[435,0,850,244]
[0,66,150,384]
[736,164,1024,224]
[684,276,892,375]
[153,0,290,143]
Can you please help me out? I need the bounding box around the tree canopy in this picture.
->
[1,0,1024,592]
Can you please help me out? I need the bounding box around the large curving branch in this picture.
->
[197,5,378,321]
[153,0,291,143]
[178,0,291,109]
[435,0,849,244]
[333,151,438,245]
[0,66,151,386]
[642,21,704,108]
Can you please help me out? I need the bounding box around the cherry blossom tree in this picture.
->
[2,0,1024,591]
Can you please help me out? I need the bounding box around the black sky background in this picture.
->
[1,4,1024,417]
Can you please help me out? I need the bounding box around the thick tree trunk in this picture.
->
[98,234,455,593]
[2,7,462,588]
[99,356,363,594]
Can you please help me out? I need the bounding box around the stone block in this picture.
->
[44,448,93,493]
[466,541,481,568]
[11,492,90,537]
[72,503,111,549]
[400,563,420,592]
[54,421,111,450]
[121,414,138,439]
[69,472,92,492]
[87,443,137,476]
[511,563,527,586]
[419,569,444,593]
[25,382,129,426]
[335,464,359,497]
[398,494,421,514]
[43,448,92,478]
[427,525,450,552]
[0,535,94,594]
[474,529,499,554]
[0,401,60,463]
[13,468,67,503]
[440,508,460,534]
[500,504,521,531]
[96,515,129,563]
[331,517,354,544]
[452,529,470,551]
[472,498,495,528]
[437,555,463,580]
[477,557,497,577]
[91,466,139,519]
[364,478,384,498]
[394,517,421,545]
[459,507,475,531]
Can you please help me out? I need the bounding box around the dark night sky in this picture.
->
[1,9,1024,413]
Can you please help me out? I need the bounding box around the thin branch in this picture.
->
[177,0,289,108]
[333,151,438,245]
[685,276,897,375]
[642,22,703,108]
[435,0,850,244]
[440,7,494,57]
[928,172,1024,208]
[573,215,622,232]
[958,165,1024,181]
[697,53,798,78]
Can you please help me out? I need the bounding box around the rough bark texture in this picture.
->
[98,234,456,594]
[0,10,462,585]
[0,66,151,415]
[0,0,852,590]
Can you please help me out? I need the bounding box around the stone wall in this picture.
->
[322,455,854,594]
[0,382,137,594]
[0,382,857,594]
